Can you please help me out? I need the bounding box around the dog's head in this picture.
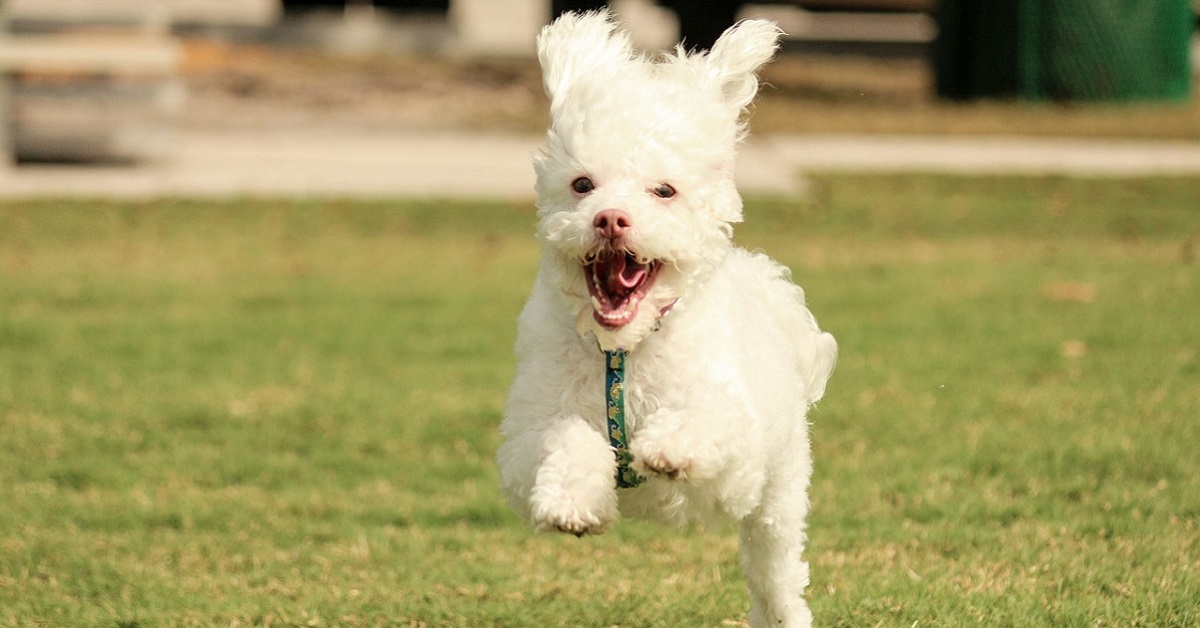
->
[532,10,781,350]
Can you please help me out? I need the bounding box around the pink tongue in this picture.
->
[600,254,646,295]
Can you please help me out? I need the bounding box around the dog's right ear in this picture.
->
[536,10,633,107]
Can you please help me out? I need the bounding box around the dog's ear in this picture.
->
[536,10,633,106]
[703,19,782,113]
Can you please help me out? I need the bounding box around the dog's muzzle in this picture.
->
[584,249,661,329]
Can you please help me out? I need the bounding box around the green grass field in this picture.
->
[1,176,1198,626]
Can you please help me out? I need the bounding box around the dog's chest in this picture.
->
[571,342,687,433]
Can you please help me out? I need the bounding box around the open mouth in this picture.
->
[584,249,661,329]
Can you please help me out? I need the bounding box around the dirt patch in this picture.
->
[180,38,548,132]
[180,38,1200,140]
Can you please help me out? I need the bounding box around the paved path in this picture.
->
[3,129,1200,200]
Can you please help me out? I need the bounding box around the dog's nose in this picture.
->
[594,209,632,240]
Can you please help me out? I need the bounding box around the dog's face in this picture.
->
[531,12,781,350]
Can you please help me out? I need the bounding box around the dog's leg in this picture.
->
[629,408,728,482]
[738,454,813,628]
[520,416,619,536]
[740,516,812,627]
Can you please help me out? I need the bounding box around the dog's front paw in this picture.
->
[548,514,605,538]
[632,448,693,481]
[527,419,621,536]
[630,424,722,483]
[531,496,616,537]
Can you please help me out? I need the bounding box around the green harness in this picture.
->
[604,349,643,489]
[601,299,677,489]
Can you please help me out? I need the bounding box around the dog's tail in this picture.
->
[798,323,838,406]
[742,251,838,406]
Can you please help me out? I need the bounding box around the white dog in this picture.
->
[497,11,837,627]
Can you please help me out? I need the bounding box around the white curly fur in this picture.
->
[497,11,837,627]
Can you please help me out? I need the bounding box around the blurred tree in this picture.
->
[551,0,743,51]
[659,0,742,51]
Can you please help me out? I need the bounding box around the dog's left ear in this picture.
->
[703,19,782,114]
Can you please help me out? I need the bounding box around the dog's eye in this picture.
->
[652,183,676,199]
[571,177,595,195]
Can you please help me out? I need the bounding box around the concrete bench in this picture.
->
[0,0,184,164]
[0,35,182,75]
[0,34,183,163]
[0,0,276,165]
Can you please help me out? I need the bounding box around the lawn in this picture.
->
[1,177,1198,626]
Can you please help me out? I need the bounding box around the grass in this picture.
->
[1,177,1198,626]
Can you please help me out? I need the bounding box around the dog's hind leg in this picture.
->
[738,455,814,627]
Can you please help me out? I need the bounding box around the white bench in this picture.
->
[0,0,277,164]
[0,0,186,164]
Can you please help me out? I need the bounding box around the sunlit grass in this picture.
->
[1,177,1197,625]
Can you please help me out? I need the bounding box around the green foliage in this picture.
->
[1,178,1197,625]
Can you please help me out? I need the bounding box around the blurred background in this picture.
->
[0,0,1198,192]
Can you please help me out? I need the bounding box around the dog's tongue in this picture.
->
[597,252,647,296]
